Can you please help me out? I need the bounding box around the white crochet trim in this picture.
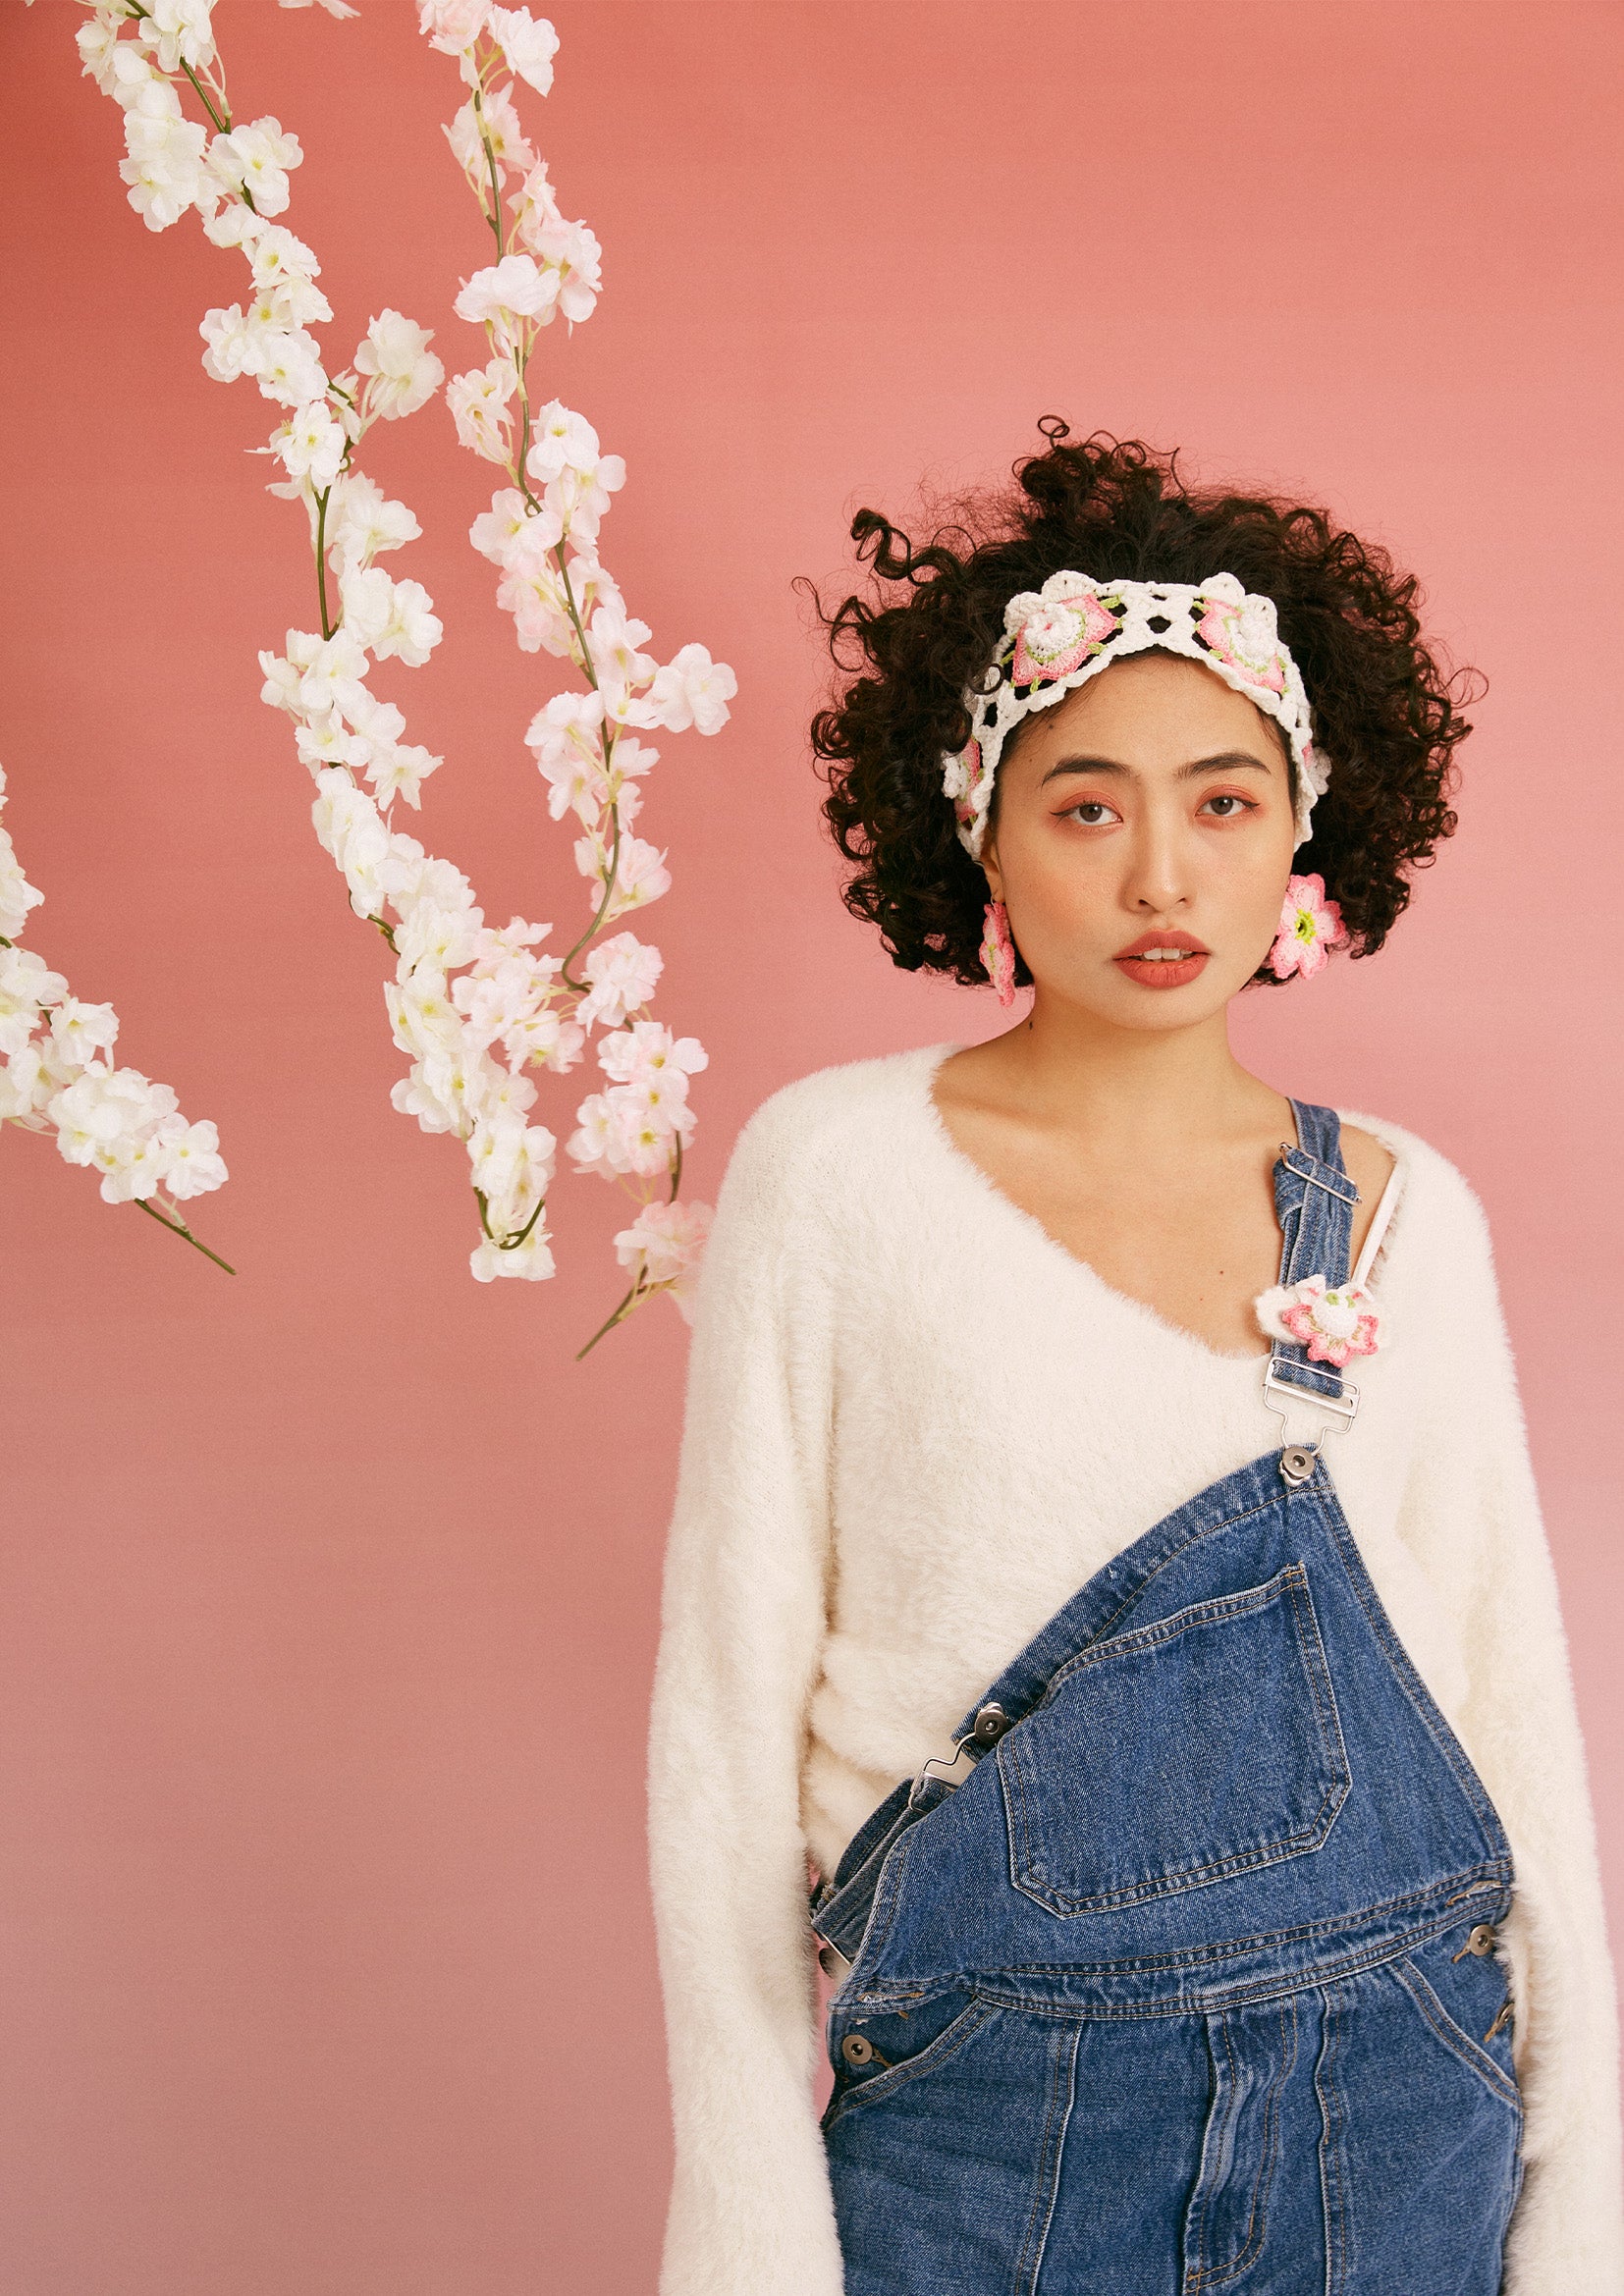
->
[941,569,1329,862]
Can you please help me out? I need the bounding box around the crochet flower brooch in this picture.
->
[1255,1272,1383,1368]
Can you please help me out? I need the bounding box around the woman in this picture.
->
[645,429,1622,2293]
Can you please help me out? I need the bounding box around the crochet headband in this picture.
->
[941,570,1328,862]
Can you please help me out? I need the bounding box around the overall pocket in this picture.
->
[819,1987,996,2132]
[999,1562,1351,1916]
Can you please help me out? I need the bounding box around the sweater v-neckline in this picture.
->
[909,1039,1396,1374]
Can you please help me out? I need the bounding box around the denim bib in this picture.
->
[809,1103,1523,2294]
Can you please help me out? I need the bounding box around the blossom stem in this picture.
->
[560,806,622,988]
[180,57,231,137]
[573,1272,647,1362]
[135,1197,236,1274]
[498,1192,548,1250]
[552,544,597,688]
[472,80,507,258]
[314,485,334,638]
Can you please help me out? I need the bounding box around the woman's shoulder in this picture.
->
[1333,1105,1496,1260]
[717,1041,948,1207]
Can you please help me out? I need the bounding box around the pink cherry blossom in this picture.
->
[450,366,518,465]
[613,1198,714,1319]
[454,252,557,352]
[490,7,559,92]
[418,0,492,53]
[576,933,663,1030]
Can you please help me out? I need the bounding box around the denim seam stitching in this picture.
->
[1391,1955,1523,2113]
[1312,1484,1508,1847]
[1281,1567,1354,1804]
[841,1869,1511,2011]
[935,1865,1508,1984]
[962,1896,1508,2019]
[1034,1567,1309,1697]
[1068,1488,1297,1655]
[1315,1984,1350,2295]
[1012,2013,1079,2295]
[1181,2009,1233,2285]
[1186,1994,1297,2289]
[849,1810,918,1974]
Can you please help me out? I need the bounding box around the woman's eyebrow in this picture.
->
[1038,749,1276,787]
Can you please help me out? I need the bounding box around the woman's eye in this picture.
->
[1200,793,1256,819]
[1062,799,1122,828]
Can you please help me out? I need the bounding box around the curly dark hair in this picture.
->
[809,423,1479,989]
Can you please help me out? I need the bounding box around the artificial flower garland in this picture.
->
[0,763,230,1267]
[59,0,733,1352]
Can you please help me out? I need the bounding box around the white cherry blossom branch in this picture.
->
[0,763,231,1269]
[426,0,734,1354]
[63,0,731,1348]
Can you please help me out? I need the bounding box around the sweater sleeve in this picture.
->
[646,1095,847,2296]
[1392,1161,1623,2291]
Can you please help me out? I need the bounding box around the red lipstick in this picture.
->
[1112,930,1211,989]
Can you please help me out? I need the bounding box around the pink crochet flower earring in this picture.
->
[1269,872,1347,981]
[981,897,1017,1007]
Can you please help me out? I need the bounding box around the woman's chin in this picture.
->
[1040,970,1247,1034]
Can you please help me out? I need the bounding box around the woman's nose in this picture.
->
[1121,817,1191,915]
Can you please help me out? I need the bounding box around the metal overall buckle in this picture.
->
[909,1702,1012,1802]
[1263,1359,1360,1486]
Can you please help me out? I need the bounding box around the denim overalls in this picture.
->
[809,1104,1524,2294]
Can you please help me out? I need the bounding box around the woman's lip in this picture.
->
[1113,932,1210,958]
[1112,942,1211,990]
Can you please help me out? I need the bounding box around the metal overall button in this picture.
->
[1279,1444,1318,1486]
[1453,1921,1498,1961]
[841,2031,892,2068]
[972,1702,1011,1743]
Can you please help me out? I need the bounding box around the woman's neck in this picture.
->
[974,989,1288,1157]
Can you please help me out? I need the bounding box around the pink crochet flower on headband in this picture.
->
[1255,1273,1383,1368]
[1195,591,1289,698]
[1270,872,1347,981]
[1007,584,1120,689]
[946,735,988,832]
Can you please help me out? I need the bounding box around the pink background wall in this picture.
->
[2,2,1619,2288]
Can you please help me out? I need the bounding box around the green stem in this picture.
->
[560,807,622,988]
[118,5,232,134]
[471,76,507,256]
[499,1191,548,1250]
[314,485,334,639]
[551,544,597,687]
[135,1197,236,1274]
[180,55,230,136]
[574,1272,647,1362]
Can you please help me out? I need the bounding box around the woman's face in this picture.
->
[981,652,1299,1031]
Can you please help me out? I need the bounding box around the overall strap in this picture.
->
[1265,1099,1361,1470]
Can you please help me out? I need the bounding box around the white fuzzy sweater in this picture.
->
[646,1040,1623,2295]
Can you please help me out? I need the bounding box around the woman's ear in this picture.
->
[981,845,1003,906]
